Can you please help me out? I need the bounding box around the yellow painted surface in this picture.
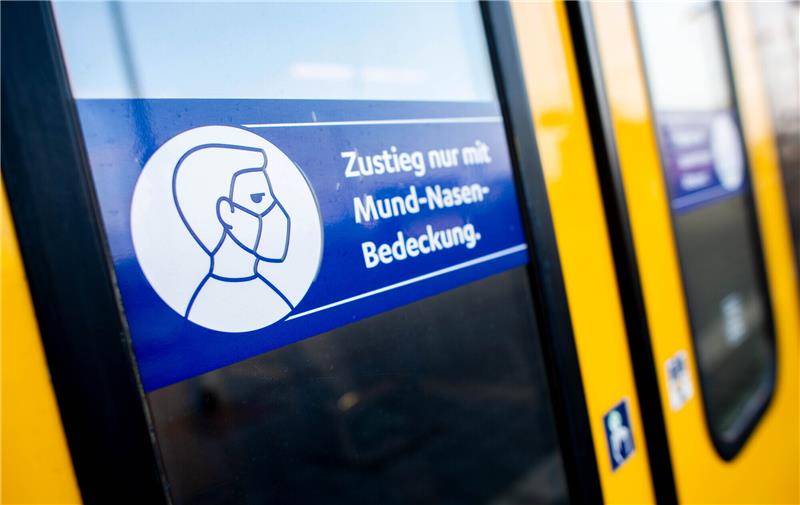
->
[1,183,82,504]
[511,2,655,503]
[591,3,800,503]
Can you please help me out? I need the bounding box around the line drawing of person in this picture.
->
[172,143,293,331]
[607,409,633,466]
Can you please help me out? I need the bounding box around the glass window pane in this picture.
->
[53,2,570,502]
[54,2,496,101]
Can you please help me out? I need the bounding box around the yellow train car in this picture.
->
[509,3,657,503]
[2,2,797,504]
[568,1,799,503]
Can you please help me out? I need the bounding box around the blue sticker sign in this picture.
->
[76,99,528,391]
[657,109,748,213]
[604,399,635,472]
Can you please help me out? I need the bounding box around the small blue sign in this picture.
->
[657,109,748,213]
[604,399,635,472]
[75,99,528,391]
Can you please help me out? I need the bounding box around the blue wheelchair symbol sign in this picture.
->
[604,399,635,471]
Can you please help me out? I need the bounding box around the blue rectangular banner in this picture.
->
[656,109,748,213]
[76,99,528,391]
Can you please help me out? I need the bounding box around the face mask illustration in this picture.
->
[216,169,289,262]
[133,125,322,335]
[171,143,295,330]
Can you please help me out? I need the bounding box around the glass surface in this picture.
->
[53,2,570,503]
[53,1,496,101]
[636,1,775,447]
[149,268,568,504]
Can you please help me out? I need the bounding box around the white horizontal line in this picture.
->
[286,243,528,321]
[243,116,502,128]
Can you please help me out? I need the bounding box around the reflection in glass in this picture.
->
[53,1,496,102]
[149,270,568,504]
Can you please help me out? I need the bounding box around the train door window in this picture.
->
[634,2,776,456]
[52,3,571,503]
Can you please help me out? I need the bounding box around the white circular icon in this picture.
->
[710,114,745,191]
[131,126,323,333]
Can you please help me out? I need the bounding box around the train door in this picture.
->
[568,1,799,503]
[3,2,604,503]
[508,3,658,503]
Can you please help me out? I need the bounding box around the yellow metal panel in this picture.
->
[591,3,800,503]
[510,2,655,503]
[1,182,82,504]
